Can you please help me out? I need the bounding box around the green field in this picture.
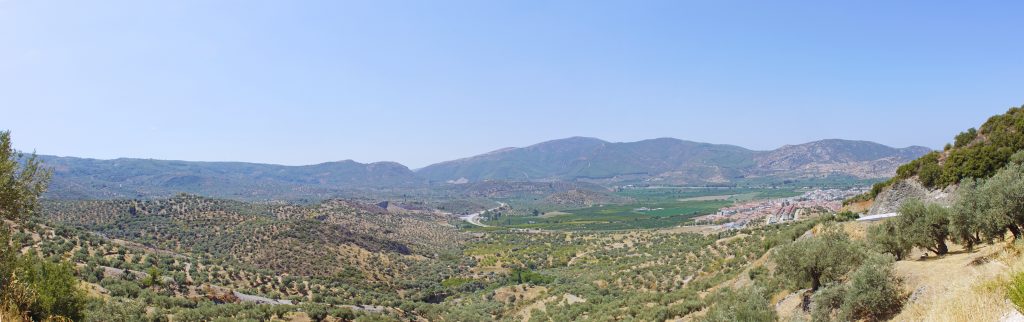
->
[487,200,728,230]
[478,187,805,231]
[616,186,801,202]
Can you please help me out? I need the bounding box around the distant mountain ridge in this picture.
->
[39,155,425,199]
[417,137,931,185]
[35,137,930,200]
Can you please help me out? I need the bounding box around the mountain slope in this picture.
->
[39,156,426,200]
[419,138,930,185]
[418,137,756,184]
[35,137,930,200]
[753,139,933,179]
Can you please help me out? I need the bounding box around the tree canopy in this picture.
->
[773,224,863,292]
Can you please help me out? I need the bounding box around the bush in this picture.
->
[506,268,555,285]
[15,256,88,321]
[954,128,978,148]
[810,283,846,322]
[811,255,905,321]
[700,287,776,322]
[1010,271,1024,312]
[841,255,905,321]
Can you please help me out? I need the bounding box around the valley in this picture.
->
[5,107,1024,322]
[5,1,1023,321]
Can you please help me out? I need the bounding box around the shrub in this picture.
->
[840,255,905,321]
[701,287,776,322]
[1009,270,1024,311]
[810,283,846,322]
[954,128,978,148]
[15,256,88,321]
[811,255,905,321]
[834,211,859,222]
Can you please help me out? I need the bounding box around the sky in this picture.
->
[1,1,1022,168]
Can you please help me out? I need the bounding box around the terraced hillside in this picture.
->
[42,194,463,277]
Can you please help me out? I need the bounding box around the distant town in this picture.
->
[694,188,867,229]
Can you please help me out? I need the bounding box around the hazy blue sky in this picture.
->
[2,1,1022,168]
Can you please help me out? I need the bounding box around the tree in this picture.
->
[949,178,983,250]
[143,266,164,288]
[896,199,951,255]
[302,303,328,322]
[774,224,862,292]
[0,131,85,321]
[0,130,51,221]
[867,220,912,260]
[975,163,1024,240]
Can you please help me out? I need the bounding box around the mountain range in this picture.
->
[418,137,931,185]
[36,137,931,199]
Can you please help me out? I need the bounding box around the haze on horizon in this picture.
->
[2,1,1022,168]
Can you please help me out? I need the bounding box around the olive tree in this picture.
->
[867,220,912,260]
[896,199,950,255]
[0,130,51,221]
[0,131,85,321]
[976,163,1024,240]
[1,130,52,314]
[949,178,983,250]
[773,224,862,292]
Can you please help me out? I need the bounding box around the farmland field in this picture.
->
[478,187,802,231]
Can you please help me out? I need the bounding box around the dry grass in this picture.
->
[1,309,26,322]
[841,220,875,240]
[841,199,873,214]
[892,242,1022,322]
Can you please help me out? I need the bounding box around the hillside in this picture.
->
[38,156,427,200]
[851,105,1024,212]
[41,194,462,277]
[419,137,930,185]
[753,139,932,179]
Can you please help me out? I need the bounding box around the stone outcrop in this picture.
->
[869,178,956,215]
